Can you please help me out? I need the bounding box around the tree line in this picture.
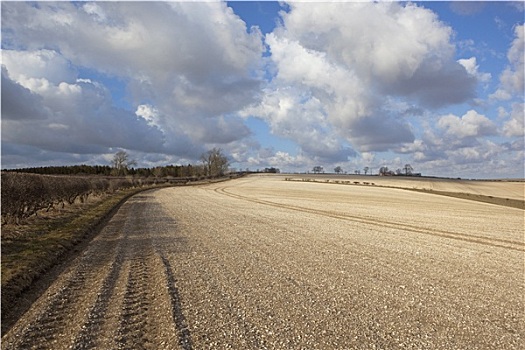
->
[2,148,233,224]
[6,148,231,178]
[312,164,420,176]
[7,164,213,178]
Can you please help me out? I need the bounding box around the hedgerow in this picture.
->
[1,173,154,224]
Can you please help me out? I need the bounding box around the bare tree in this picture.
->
[201,147,229,177]
[152,166,166,178]
[111,151,136,176]
[404,163,414,176]
[312,165,323,174]
[363,166,369,175]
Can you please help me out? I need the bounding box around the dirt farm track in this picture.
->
[2,174,524,349]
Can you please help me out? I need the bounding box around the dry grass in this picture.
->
[1,186,156,332]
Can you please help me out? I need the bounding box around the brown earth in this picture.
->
[2,175,524,349]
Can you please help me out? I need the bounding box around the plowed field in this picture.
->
[2,175,524,349]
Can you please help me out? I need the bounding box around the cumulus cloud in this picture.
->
[491,24,524,100]
[1,66,52,120]
[2,71,167,155]
[398,105,521,178]
[2,49,77,85]
[1,1,264,164]
[275,2,475,105]
[502,103,525,137]
[246,149,311,170]
[457,57,491,83]
[241,86,355,162]
[244,1,476,159]
[135,104,160,128]
[438,110,497,139]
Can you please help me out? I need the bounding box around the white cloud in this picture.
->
[446,140,506,165]
[279,2,455,82]
[1,2,264,163]
[491,24,524,100]
[246,150,311,171]
[2,76,167,155]
[2,49,77,85]
[438,110,497,139]
[241,86,355,162]
[135,104,160,128]
[243,1,476,160]
[275,2,475,106]
[502,103,525,137]
[457,57,491,83]
[1,66,52,120]
[82,2,107,22]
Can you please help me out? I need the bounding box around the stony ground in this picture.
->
[2,175,524,349]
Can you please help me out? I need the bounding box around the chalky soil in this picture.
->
[3,175,523,349]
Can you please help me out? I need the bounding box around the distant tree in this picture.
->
[379,166,389,176]
[363,166,369,175]
[354,170,361,175]
[312,165,323,174]
[193,164,207,177]
[201,147,229,177]
[152,166,166,178]
[404,163,414,176]
[111,151,136,176]
[264,167,280,173]
[334,166,343,174]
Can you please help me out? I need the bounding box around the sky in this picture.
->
[1,1,524,178]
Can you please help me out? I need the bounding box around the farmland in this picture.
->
[2,174,524,349]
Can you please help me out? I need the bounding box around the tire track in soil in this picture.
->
[3,230,122,350]
[70,249,124,350]
[112,196,178,350]
[2,191,188,350]
[1,200,129,350]
[160,255,193,350]
[116,259,151,349]
[214,186,525,252]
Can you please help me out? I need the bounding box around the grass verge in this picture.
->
[1,185,163,335]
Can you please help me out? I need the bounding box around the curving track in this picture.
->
[3,175,524,349]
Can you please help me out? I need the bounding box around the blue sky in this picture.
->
[1,1,524,178]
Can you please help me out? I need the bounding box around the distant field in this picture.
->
[282,173,525,201]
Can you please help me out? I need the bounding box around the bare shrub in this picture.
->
[1,173,144,224]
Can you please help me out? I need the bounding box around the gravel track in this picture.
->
[2,175,523,349]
